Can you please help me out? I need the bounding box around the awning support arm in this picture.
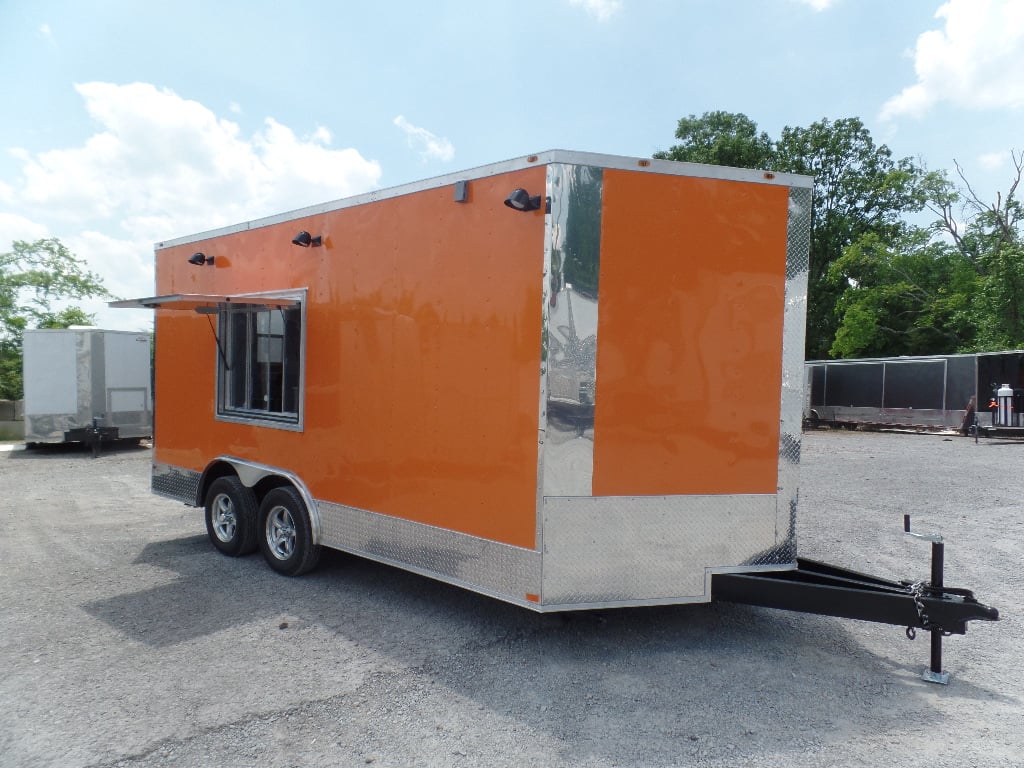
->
[206,315,229,371]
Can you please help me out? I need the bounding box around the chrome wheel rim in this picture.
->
[266,506,296,561]
[211,493,237,543]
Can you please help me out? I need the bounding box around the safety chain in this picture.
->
[909,581,934,630]
[906,581,954,639]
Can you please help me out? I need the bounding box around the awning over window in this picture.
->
[109,293,300,311]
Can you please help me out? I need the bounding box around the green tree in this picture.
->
[653,110,775,169]
[827,156,1024,358]
[0,238,109,399]
[937,155,1024,350]
[827,229,978,358]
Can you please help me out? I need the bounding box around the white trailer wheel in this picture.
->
[203,476,259,557]
[258,486,321,576]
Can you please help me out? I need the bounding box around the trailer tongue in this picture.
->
[713,522,1000,685]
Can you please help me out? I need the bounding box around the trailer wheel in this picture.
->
[204,476,259,557]
[258,486,321,576]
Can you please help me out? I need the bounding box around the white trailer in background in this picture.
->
[22,328,152,449]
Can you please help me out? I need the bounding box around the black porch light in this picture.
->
[292,231,323,247]
[503,188,543,212]
[188,252,214,266]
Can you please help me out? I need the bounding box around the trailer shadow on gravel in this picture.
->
[8,439,151,459]
[81,531,1011,764]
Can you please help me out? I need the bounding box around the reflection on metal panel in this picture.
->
[775,186,812,563]
[542,495,778,603]
[152,462,201,505]
[318,500,541,604]
[542,164,602,497]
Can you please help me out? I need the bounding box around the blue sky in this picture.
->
[1,0,1021,331]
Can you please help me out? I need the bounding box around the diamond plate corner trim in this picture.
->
[542,494,778,604]
[773,185,813,565]
[317,500,542,603]
[152,462,201,505]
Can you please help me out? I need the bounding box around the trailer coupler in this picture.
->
[711,522,998,685]
[65,418,119,458]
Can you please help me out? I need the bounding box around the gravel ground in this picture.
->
[0,430,1019,768]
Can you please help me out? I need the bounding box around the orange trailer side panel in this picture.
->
[154,167,546,549]
[592,170,790,497]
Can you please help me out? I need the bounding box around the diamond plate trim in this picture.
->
[772,186,813,565]
[542,494,778,604]
[152,462,201,505]
[318,500,541,604]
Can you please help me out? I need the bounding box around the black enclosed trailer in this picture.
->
[805,351,1024,433]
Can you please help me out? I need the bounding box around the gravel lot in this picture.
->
[0,430,1020,768]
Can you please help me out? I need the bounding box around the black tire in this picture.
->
[258,486,321,576]
[204,476,259,556]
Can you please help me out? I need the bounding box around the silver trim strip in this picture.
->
[110,289,303,310]
[153,461,800,611]
[156,151,812,249]
[774,186,813,562]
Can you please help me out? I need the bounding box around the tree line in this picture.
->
[2,114,1021,399]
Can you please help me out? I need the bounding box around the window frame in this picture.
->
[214,290,306,432]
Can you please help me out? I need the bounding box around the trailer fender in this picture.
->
[197,457,322,546]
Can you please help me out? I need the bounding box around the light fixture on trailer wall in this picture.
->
[503,188,543,212]
[292,231,323,247]
[188,252,214,266]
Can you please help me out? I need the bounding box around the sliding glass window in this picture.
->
[218,303,303,428]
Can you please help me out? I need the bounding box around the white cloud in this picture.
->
[792,0,838,11]
[10,82,382,237]
[978,151,1009,170]
[881,0,1024,120]
[1,81,383,330]
[39,23,54,41]
[568,0,622,22]
[393,115,455,162]
[0,213,49,247]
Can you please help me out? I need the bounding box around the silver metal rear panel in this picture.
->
[541,495,779,605]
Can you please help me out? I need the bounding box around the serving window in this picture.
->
[217,302,304,429]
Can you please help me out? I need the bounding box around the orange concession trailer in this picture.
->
[116,150,814,609]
